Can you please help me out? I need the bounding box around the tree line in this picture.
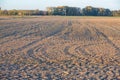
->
[112,10,120,16]
[0,6,120,16]
[0,9,47,16]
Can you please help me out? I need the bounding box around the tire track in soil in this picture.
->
[17,38,44,51]
[64,46,77,58]
[94,28,120,53]
[0,24,41,45]
[64,46,90,59]
[20,24,66,62]
[25,21,72,61]
[17,26,64,51]
[2,21,53,40]
[15,22,68,61]
[27,49,46,63]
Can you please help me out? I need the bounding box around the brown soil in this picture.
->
[0,16,120,80]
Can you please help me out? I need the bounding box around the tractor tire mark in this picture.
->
[95,28,120,52]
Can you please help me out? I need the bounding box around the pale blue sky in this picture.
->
[0,0,120,10]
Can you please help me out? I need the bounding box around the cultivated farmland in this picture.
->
[0,16,120,80]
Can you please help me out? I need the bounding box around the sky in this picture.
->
[0,0,120,10]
